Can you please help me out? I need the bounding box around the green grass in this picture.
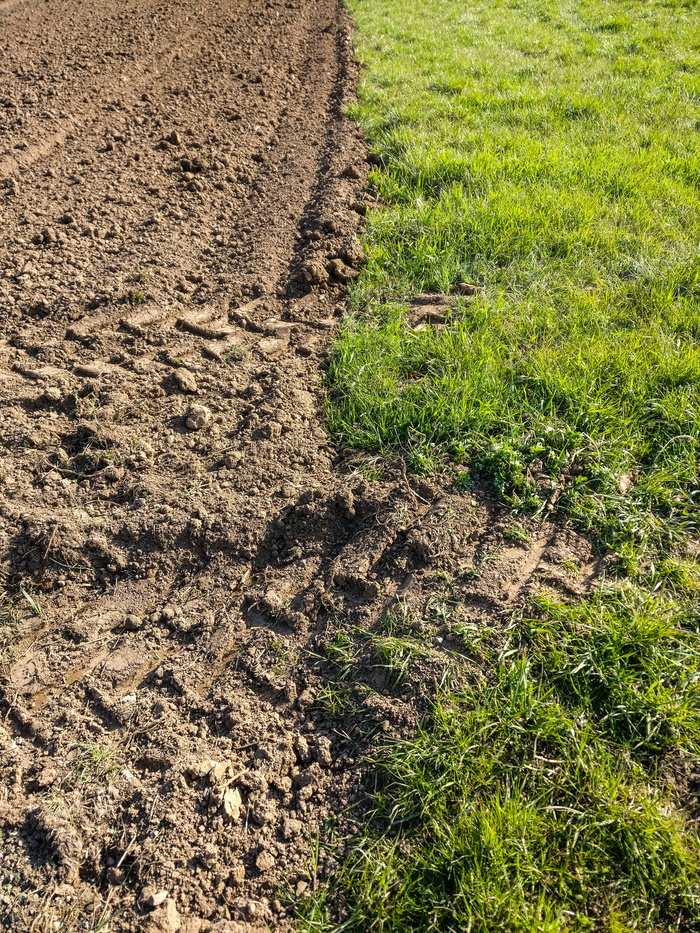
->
[301,587,700,932]
[65,742,119,787]
[329,0,700,560]
[312,607,432,702]
[304,0,700,930]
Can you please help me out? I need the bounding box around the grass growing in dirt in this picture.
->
[65,742,119,787]
[330,0,700,561]
[306,0,700,929]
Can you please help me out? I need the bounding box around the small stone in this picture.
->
[146,890,169,909]
[295,881,309,897]
[174,369,198,393]
[294,735,311,763]
[141,888,170,910]
[313,736,333,768]
[185,404,211,431]
[168,130,182,146]
[257,337,288,359]
[145,899,180,933]
[185,758,216,779]
[233,898,259,921]
[255,850,275,872]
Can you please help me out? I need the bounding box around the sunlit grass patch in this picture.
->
[65,743,119,787]
[330,0,700,560]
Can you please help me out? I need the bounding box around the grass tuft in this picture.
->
[65,743,119,787]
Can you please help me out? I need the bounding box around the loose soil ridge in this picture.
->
[0,1,606,931]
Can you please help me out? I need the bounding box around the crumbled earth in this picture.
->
[0,0,610,930]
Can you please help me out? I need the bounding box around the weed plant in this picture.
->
[331,0,700,561]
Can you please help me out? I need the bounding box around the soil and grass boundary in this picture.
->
[302,1,700,930]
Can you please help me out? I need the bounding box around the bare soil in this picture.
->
[0,1,609,931]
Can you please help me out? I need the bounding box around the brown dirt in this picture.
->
[0,1,610,931]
